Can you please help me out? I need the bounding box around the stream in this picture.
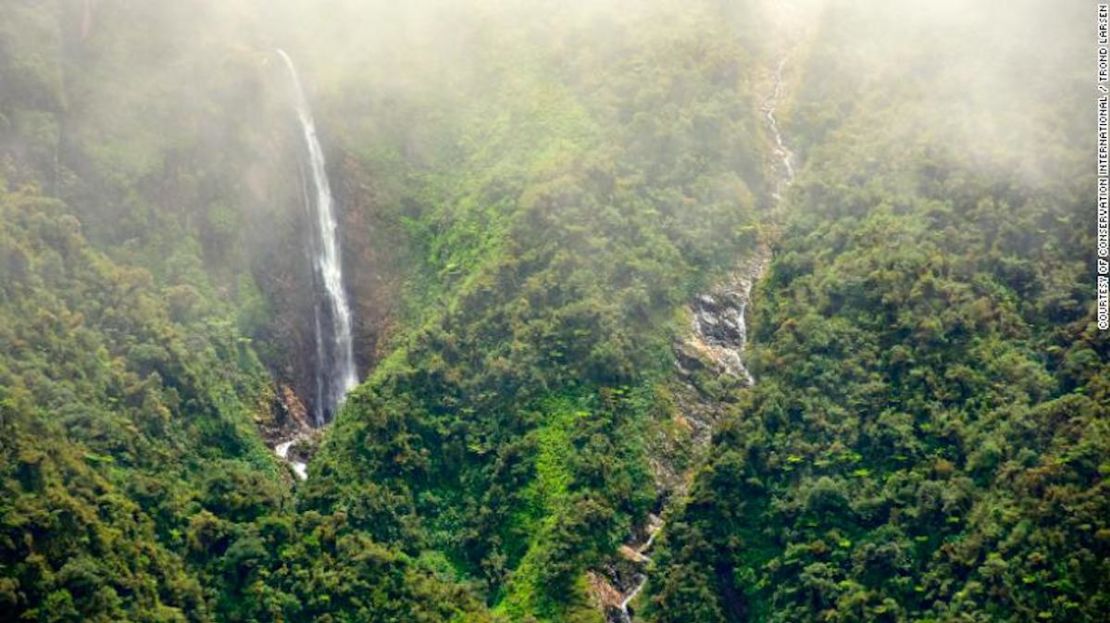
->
[277,49,359,427]
[275,439,308,480]
[599,51,795,623]
[763,55,796,198]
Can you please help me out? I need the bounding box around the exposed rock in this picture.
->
[592,39,796,614]
[259,384,318,481]
[588,571,625,610]
[680,246,770,386]
[279,384,313,430]
[588,512,664,623]
[619,544,649,564]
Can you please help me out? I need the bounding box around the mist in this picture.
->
[0,1,1101,622]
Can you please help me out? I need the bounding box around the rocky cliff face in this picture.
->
[247,140,403,424]
[680,248,769,390]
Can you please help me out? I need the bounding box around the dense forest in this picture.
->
[646,3,1109,621]
[0,1,1104,622]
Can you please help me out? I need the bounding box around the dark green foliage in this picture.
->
[0,1,494,619]
[298,2,766,618]
[0,176,489,623]
[646,2,1107,621]
[1,0,1104,621]
[0,184,270,621]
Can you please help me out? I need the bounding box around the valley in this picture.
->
[0,1,1104,622]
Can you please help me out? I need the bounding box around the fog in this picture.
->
[0,0,1088,421]
[0,2,1098,621]
[52,0,1084,180]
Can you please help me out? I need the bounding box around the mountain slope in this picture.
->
[645,2,1109,621]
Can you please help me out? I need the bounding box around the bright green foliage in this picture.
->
[1,0,1105,621]
[300,2,766,619]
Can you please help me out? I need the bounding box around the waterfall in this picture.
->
[762,55,796,199]
[277,49,358,425]
[602,49,794,623]
[275,439,308,480]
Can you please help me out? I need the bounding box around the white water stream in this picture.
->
[609,52,795,623]
[277,49,359,426]
[275,439,308,480]
[269,50,360,480]
[762,55,796,197]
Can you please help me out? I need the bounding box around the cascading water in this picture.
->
[277,49,358,426]
[762,55,796,198]
[598,49,796,623]
[275,440,308,480]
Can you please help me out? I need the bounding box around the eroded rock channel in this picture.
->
[589,48,794,622]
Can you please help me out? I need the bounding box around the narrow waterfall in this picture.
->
[600,49,795,623]
[277,49,359,425]
[762,55,796,198]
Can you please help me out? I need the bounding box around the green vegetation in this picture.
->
[302,3,767,618]
[646,2,1108,622]
[1,0,1104,621]
[0,176,489,622]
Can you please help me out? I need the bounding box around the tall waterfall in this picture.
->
[277,50,358,425]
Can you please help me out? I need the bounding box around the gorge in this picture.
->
[0,2,1101,622]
